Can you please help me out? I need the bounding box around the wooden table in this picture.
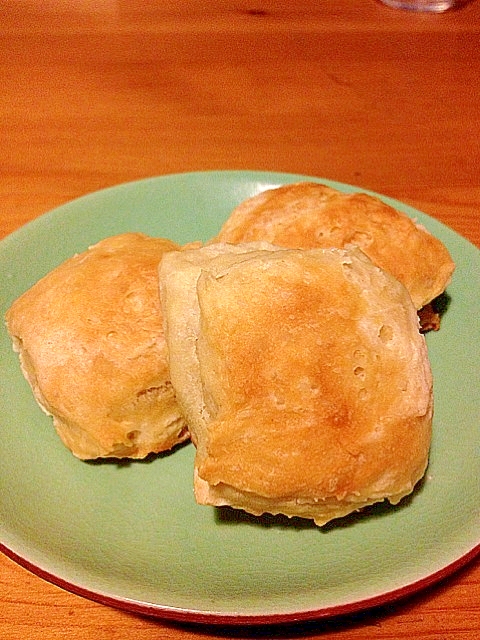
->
[1,1,479,638]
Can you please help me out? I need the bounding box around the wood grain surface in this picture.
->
[1,1,479,638]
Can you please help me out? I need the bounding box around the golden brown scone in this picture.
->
[5,233,189,460]
[159,242,433,526]
[214,182,455,310]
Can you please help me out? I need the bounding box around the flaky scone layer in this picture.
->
[214,182,455,309]
[160,242,433,526]
[5,232,188,459]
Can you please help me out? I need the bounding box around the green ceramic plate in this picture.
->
[0,171,479,624]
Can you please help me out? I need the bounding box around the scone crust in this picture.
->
[160,243,433,525]
[5,232,188,459]
[215,182,455,309]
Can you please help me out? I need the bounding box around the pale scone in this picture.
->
[5,233,189,459]
[214,182,455,310]
[159,242,433,526]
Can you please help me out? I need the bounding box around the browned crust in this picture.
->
[215,182,455,309]
[159,243,433,526]
[5,232,188,459]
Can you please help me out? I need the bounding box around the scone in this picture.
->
[159,242,433,526]
[5,232,189,460]
[214,182,455,310]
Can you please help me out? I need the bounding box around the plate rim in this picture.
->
[2,168,478,250]
[1,539,478,625]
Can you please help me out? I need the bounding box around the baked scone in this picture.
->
[5,232,189,460]
[159,242,433,526]
[214,182,455,310]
